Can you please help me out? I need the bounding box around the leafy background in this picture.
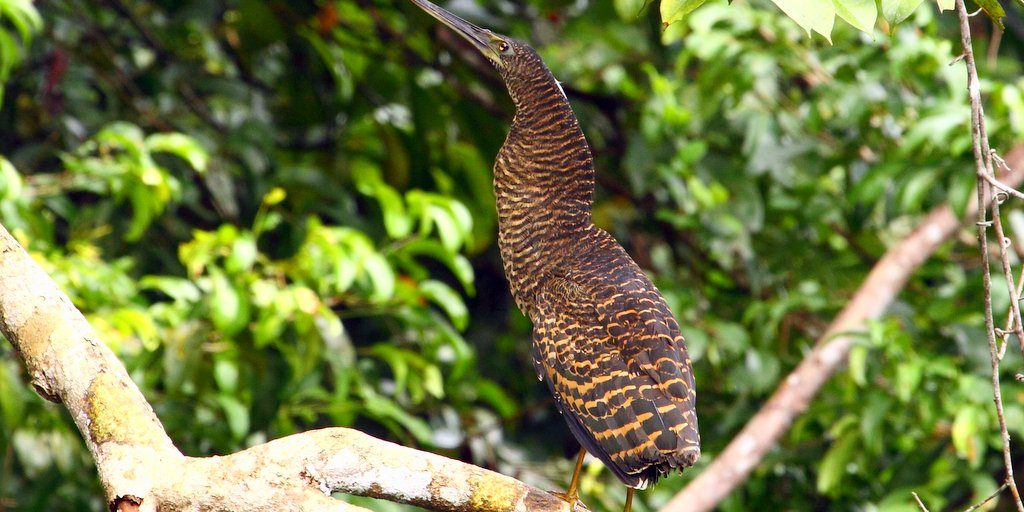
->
[2,0,1024,511]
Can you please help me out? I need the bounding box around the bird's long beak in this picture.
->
[410,0,501,63]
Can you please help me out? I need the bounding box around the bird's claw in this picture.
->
[552,492,590,512]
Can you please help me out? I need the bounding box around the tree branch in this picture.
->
[660,145,1024,512]
[0,224,571,512]
[956,0,1024,508]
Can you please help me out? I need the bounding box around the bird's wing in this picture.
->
[532,274,699,489]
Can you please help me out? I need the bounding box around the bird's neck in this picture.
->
[492,66,597,305]
[495,67,596,234]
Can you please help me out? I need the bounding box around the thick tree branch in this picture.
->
[0,224,571,512]
[661,145,1024,512]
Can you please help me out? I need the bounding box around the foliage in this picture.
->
[1,1,1024,511]
[661,0,1023,38]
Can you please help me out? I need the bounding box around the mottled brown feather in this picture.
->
[483,40,700,488]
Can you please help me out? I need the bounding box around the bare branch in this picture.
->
[0,224,571,512]
[980,172,1024,202]
[955,0,1024,509]
[912,492,930,512]
[966,483,1010,512]
[659,145,1024,512]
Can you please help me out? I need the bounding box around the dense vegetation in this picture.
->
[2,0,1024,510]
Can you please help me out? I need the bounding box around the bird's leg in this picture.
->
[555,449,587,505]
[624,487,634,512]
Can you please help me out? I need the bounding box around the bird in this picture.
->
[409,1,700,510]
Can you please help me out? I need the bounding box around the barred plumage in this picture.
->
[410,0,700,505]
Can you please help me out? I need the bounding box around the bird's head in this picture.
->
[410,0,544,83]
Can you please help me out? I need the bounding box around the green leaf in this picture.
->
[420,279,469,330]
[0,0,43,43]
[615,0,648,20]
[354,162,412,239]
[428,204,462,252]
[0,29,16,91]
[895,361,922,402]
[951,406,979,464]
[661,0,709,26]
[769,0,836,39]
[971,0,1005,29]
[216,395,250,440]
[832,0,877,32]
[935,0,954,11]
[370,345,410,397]
[398,240,476,294]
[422,364,444,399]
[361,390,434,444]
[208,268,250,337]
[474,379,518,418]
[226,235,258,274]
[881,0,925,24]
[214,359,239,393]
[817,433,858,494]
[848,344,868,386]
[898,169,940,212]
[145,132,208,173]
[362,253,395,301]
[0,362,27,427]
[263,187,286,206]
[0,156,23,200]
[948,171,975,218]
[140,276,201,303]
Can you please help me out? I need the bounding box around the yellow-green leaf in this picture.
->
[971,0,1005,29]
[661,0,709,26]
[881,0,925,24]
[770,0,836,39]
[833,0,877,32]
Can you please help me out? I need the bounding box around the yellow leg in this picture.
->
[557,449,587,503]
[624,487,634,512]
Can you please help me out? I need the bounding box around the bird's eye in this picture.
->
[498,41,510,53]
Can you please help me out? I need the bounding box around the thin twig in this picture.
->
[955,0,1024,510]
[965,483,1011,512]
[912,491,930,512]
[980,172,1024,201]
[990,201,1024,354]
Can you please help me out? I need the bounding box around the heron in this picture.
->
[409,1,701,509]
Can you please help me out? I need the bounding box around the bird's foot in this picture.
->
[552,491,590,512]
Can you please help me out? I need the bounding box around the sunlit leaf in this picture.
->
[616,0,648,20]
[208,268,250,336]
[214,359,239,393]
[422,364,444,399]
[264,187,286,206]
[661,0,709,26]
[226,235,258,274]
[362,253,395,301]
[951,407,979,464]
[0,0,43,43]
[361,390,434,444]
[0,156,22,200]
[972,0,1005,29]
[145,132,209,173]
[216,395,250,441]
[420,279,469,330]
[817,433,858,494]
[833,0,877,32]
[848,344,868,386]
[881,0,925,24]
[769,0,836,39]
